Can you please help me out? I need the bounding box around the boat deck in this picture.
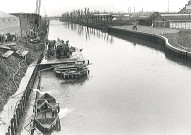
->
[40,56,76,68]
[36,111,57,119]
[36,102,57,110]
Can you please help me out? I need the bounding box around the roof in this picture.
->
[93,13,111,16]
[0,11,17,18]
[138,16,151,20]
[160,13,191,21]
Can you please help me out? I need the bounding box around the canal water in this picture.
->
[19,20,191,134]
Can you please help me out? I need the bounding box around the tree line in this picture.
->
[61,8,114,25]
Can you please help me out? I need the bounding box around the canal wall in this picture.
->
[108,27,191,60]
[4,53,43,135]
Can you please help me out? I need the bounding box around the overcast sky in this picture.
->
[0,0,189,16]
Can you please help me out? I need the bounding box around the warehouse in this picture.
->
[11,13,41,37]
[153,13,191,29]
[0,11,20,36]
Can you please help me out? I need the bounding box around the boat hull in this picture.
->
[55,69,89,79]
[35,115,60,133]
[34,93,61,133]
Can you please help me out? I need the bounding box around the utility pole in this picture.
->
[168,1,170,13]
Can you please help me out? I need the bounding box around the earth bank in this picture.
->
[0,38,44,112]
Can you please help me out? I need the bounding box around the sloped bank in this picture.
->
[0,39,44,112]
[108,27,191,60]
[0,39,45,134]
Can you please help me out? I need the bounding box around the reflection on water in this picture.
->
[109,31,191,70]
[60,22,114,43]
[109,32,165,52]
[165,52,191,69]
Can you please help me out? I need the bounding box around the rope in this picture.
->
[24,119,33,135]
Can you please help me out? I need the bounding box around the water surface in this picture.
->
[24,20,191,135]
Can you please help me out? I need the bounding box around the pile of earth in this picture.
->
[164,30,191,52]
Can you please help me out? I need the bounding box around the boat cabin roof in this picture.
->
[39,93,55,100]
[37,93,56,105]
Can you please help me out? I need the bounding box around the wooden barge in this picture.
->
[34,93,61,133]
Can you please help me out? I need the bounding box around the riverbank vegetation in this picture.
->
[60,8,134,31]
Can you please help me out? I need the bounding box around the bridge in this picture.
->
[47,16,62,20]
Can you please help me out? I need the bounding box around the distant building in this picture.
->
[11,13,42,37]
[152,13,191,29]
[180,0,191,13]
[137,16,152,26]
[0,11,20,36]
[131,12,156,26]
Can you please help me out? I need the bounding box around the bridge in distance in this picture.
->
[47,16,62,20]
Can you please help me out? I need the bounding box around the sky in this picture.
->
[0,0,190,16]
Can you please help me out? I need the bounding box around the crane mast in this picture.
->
[35,0,41,15]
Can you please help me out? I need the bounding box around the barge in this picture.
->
[33,93,61,133]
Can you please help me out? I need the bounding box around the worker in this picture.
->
[52,103,60,117]
[40,100,49,118]
[66,40,69,45]
[0,34,2,43]
[6,126,11,135]
[30,119,35,135]
[52,105,57,117]
[57,103,60,113]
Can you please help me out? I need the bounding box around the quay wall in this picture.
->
[108,27,190,59]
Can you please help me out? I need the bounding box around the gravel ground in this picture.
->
[111,25,179,34]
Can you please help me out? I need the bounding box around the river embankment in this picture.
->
[108,25,191,59]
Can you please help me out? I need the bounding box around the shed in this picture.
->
[153,13,191,29]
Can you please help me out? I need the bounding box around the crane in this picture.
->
[35,0,41,15]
